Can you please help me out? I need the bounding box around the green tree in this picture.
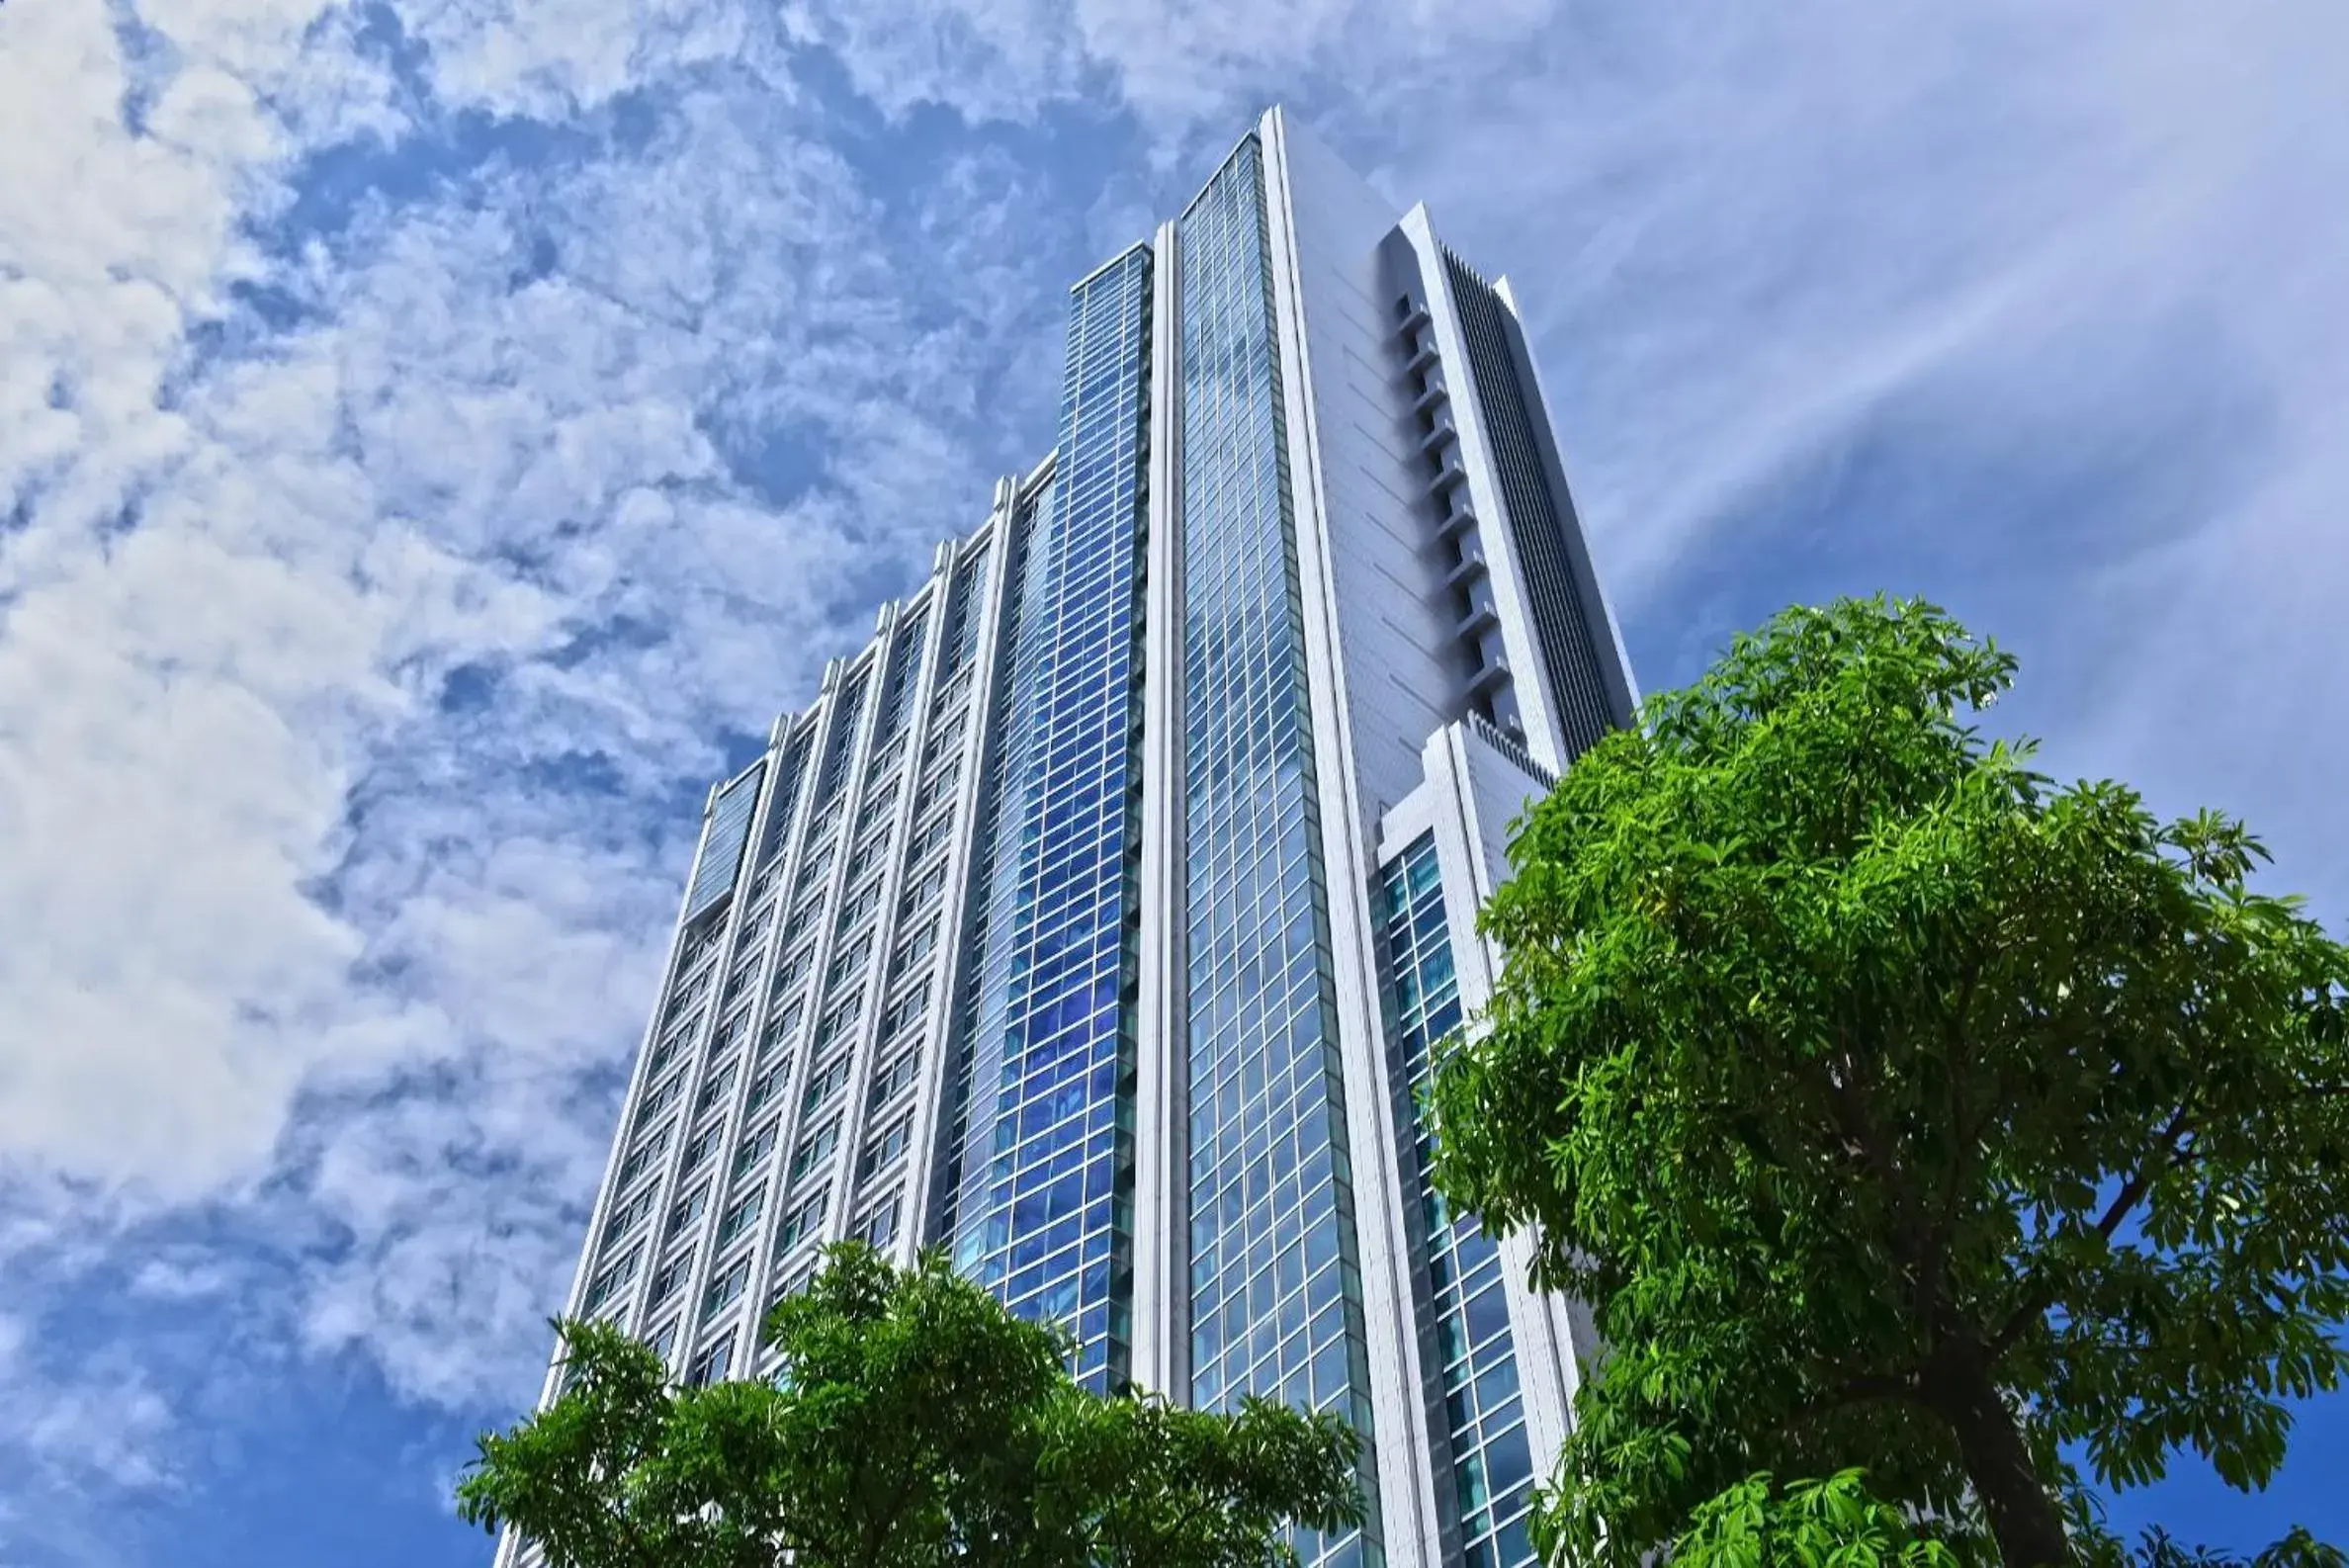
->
[457,1242,1361,1568]
[1430,596,2349,1565]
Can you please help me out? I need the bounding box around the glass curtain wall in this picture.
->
[949,247,1154,1390]
[1175,135,1381,1568]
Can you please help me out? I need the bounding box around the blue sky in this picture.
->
[1,0,2343,1562]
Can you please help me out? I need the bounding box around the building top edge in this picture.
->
[1067,240,1153,296]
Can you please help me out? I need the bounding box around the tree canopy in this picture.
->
[1430,595,2349,1565]
[458,1242,1362,1568]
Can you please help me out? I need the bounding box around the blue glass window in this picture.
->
[948,246,1154,1391]
[685,761,765,921]
[1176,136,1379,1568]
[1377,831,1534,1567]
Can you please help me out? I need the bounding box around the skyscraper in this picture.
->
[509,107,1639,1568]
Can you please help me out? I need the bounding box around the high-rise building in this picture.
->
[507,107,1639,1568]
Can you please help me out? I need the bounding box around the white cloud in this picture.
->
[772,0,1561,151]
[0,0,1052,1443]
[0,1309,180,1496]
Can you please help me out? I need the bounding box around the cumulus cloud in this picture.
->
[0,0,1060,1438]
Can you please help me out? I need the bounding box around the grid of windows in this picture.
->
[814,667,870,805]
[753,725,815,865]
[934,502,1037,1256]
[873,612,930,747]
[939,543,991,677]
[1176,135,1379,1568]
[947,247,1152,1392]
[1378,833,1534,1568]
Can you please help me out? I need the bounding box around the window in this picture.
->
[906,811,954,865]
[695,1059,739,1118]
[661,984,700,1028]
[583,1247,641,1313]
[732,1120,780,1180]
[761,994,805,1054]
[716,1187,764,1248]
[712,1008,750,1056]
[854,787,899,846]
[772,941,817,998]
[801,1054,852,1116]
[644,1319,679,1365]
[745,1058,789,1115]
[867,1047,921,1110]
[666,1183,711,1243]
[615,1124,672,1190]
[685,1337,731,1387]
[633,1070,686,1134]
[775,1191,827,1257]
[880,988,927,1046]
[702,1256,752,1321]
[740,901,773,945]
[646,1017,696,1078]
[648,1250,694,1308]
[856,1194,902,1251]
[789,1118,840,1184]
[889,920,939,983]
[787,895,826,938]
[601,1183,657,1251]
[768,1247,820,1310]
[813,996,863,1056]
[826,930,875,991]
[724,956,761,1006]
[900,863,948,918]
[858,1115,913,1179]
[679,1121,725,1177]
[914,759,960,816]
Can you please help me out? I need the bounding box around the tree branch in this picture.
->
[1986,1102,2198,1359]
[1916,947,1989,1331]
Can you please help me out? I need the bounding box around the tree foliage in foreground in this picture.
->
[1430,595,2349,1565]
[457,1242,1361,1568]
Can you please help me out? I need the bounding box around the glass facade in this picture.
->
[520,109,1639,1568]
[1377,834,1535,1568]
[949,246,1153,1389]
[686,762,764,920]
[1176,136,1380,1568]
